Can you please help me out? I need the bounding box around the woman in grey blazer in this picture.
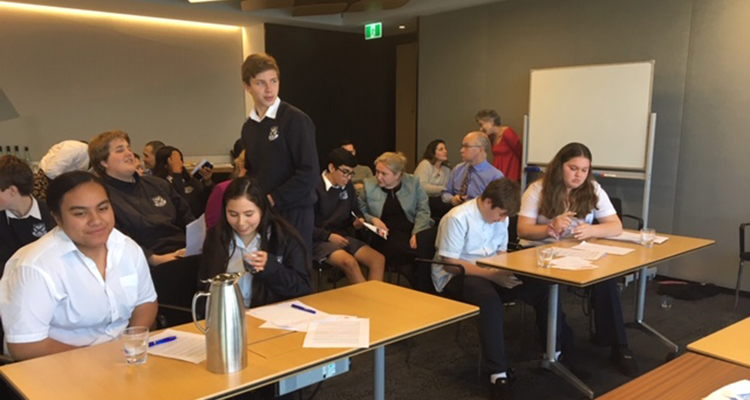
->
[358,152,432,285]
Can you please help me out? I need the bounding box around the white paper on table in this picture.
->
[362,221,388,240]
[303,317,369,348]
[184,214,206,257]
[703,379,750,400]
[550,256,598,270]
[605,231,670,244]
[147,329,206,364]
[551,247,605,261]
[573,241,634,256]
[248,301,333,332]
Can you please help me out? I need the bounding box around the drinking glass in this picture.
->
[640,228,656,248]
[122,326,149,365]
[536,247,555,269]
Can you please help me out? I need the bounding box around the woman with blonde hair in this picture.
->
[358,152,432,285]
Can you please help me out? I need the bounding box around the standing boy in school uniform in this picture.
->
[0,155,56,274]
[240,53,319,253]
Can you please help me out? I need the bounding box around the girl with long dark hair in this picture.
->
[199,176,311,308]
[517,142,638,377]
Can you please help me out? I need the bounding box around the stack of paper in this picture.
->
[605,231,669,244]
[550,256,598,270]
[147,329,206,364]
[573,241,634,255]
[703,379,750,400]
[303,317,370,349]
[248,301,333,332]
[551,247,605,261]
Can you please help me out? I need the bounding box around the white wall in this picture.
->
[419,0,750,290]
[0,4,252,160]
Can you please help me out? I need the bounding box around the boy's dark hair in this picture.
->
[328,148,357,169]
[241,53,280,85]
[480,178,521,216]
[145,140,165,152]
[340,139,353,147]
[0,155,33,196]
[475,109,502,126]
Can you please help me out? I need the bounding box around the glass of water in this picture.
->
[122,326,149,365]
[640,228,656,248]
[536,247,555,269]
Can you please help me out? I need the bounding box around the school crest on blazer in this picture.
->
[152,196,167,207]
[31,223,47,238]
[268,126,279,141]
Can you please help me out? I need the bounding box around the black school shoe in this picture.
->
[610,347,640,377]
[489,376,515,400]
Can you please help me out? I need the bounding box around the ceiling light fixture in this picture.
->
[0,1,240,31]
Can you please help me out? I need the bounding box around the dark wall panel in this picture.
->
[265,24,415,169]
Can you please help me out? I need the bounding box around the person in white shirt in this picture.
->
[516,142,638,377]
[432,178,574,400]
[0,171,157,361]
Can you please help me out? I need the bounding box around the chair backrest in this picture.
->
[609,197,644,230]
[507,215,521,252]
[150,255,201,327]
[414,226,439,294]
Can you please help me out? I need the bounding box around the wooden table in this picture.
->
[597,352,750,400]
[688,317,750,368]
[0,281,477,400]
[477,232,714,399]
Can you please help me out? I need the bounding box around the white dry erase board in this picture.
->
[527,61,654,170]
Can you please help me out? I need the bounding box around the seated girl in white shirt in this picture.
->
[516,142,639,377]
[0,171,157,361]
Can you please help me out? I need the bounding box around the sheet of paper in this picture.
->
[573,241,634,256]
[303,317,369,348]
[550,256,598,270]
[605,231,669,244]
[184,214,206,257]
[147,329,206,364]
[551,247,605,261]
[363,221,388,240]
[703,379,750,400]
[248,301,332,332]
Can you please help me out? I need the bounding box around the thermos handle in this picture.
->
[192,291,210,334]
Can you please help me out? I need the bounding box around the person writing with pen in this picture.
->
[516,142,639,378]
[199,176,311,309]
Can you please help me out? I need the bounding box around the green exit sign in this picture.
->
[364,22,382,40]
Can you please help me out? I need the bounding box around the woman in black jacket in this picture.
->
[199,176,311,308]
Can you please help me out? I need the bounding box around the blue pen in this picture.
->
[291,304,317,314]
[148,336,177,347]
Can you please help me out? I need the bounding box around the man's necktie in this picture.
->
[459,166,473,197]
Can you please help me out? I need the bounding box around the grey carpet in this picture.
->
[299,278,749,400]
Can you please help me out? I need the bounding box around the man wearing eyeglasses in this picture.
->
[312,148,386,284]
[441,131,504,207]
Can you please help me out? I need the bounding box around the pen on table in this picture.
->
[148,336,177,347]
[291,304,317,314]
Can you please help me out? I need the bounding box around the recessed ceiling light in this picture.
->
[398,25,406,29]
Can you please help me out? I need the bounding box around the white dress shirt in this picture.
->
[225,233,259,307]
[0,227,157,347]
[432,199,508,292]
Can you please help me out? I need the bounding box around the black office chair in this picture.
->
[150,255,201,328]
[314,260,345,292]
[507,215,523,252]
[610,197,644,230]
[737,223,750,309]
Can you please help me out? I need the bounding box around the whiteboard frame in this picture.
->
[527,61,655,171]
